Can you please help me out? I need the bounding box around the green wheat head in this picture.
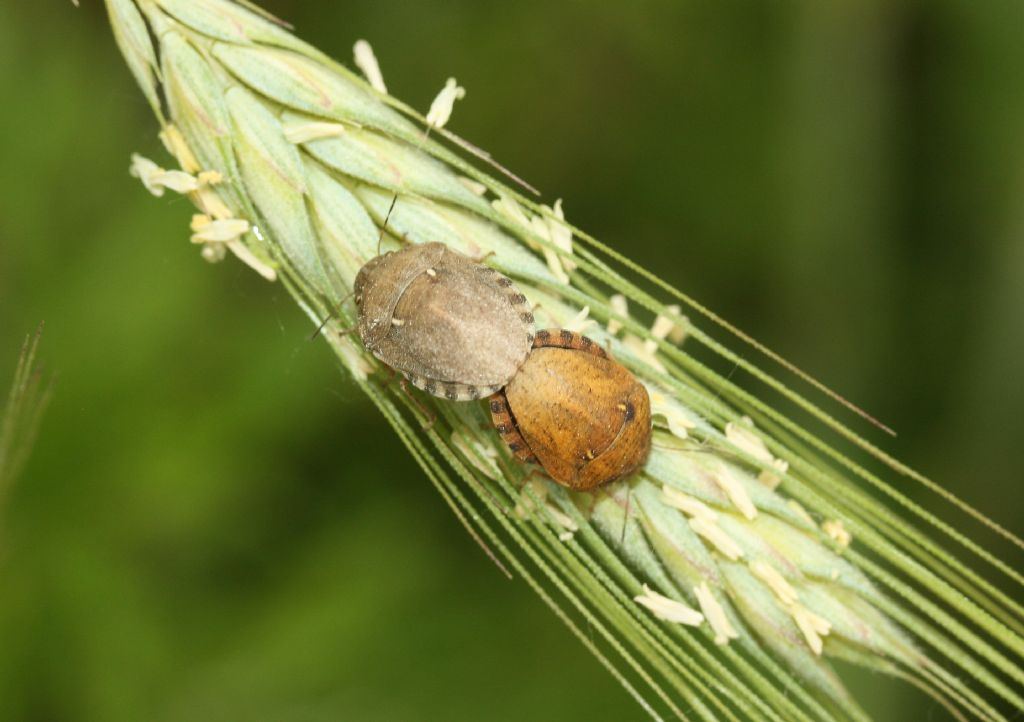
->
[104,1,1024,719]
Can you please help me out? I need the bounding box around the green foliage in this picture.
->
[0,325,52,529]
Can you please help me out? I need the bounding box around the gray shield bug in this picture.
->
[354,242,536,400]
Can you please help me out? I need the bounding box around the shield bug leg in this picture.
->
[470,249,496,264]
[620,482,632,545]
[374,120,438,255]
[311,289,358,340]
[399,377,437,430]
[374,366,401,394]
[314,316,358,341]
[520,467,550,486]
[309,313,334,341]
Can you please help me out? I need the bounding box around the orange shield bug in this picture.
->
[354,242,535,400]
[489,329,652,490]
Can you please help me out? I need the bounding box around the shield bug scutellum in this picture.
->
[489,329,652,490]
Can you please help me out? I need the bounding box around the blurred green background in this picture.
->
[1,1,1022,720]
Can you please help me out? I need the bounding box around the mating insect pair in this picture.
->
[352,242,651,490]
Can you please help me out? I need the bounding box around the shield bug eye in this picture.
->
[489,329,652,490]
[353,242,535,400]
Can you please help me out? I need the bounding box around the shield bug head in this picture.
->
[489,329,652,490]
[354,242,535,401]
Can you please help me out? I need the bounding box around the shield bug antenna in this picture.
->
[349,79,537,405]
[375,122,437,256]
[375,78,465,254]
[620,483,633,546]
[376,193,401,257]
[309,289,357,341]
[313,114,430,341]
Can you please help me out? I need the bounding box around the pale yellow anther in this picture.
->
[725,416,789,488]
[190,217,249,244]
[750,560,799,606]
[190,213,211,232]
[665,306,688,345]
[196,170,223,185]
[822,519,852,548]
[189,214,274,280]
[689,517,744,560]
[790,604,831,655]
[426,77,466,129]
[195,188,234,221]
[457,176,488,196]
[624,334,667,374]
[544,199,576,272]
[711,466,757,520]
[758,457,789,489]
[156,170,197,194]
[451,432,500,480]
[786,500,816,527]
[527,215,570,284]
[492,196,535,239]
[650,391,696,439]
[643,308,684,356]
[548,507,579,534]
[491,194,573,284]
[601,291,669,370]
[130,153,199,196]
[725,417,774,464]
[694,583,739,644]
[543,251,570,284]
[647,319,671,346]
[200,243,227,263]
[565,306,597,335]
[159,125,200,174]
[226,241,277,281]
[607,294,628,335]
[661,486,718,522]
[634,585,704,626]
[283,121,348,144]
[353,39,387,94]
